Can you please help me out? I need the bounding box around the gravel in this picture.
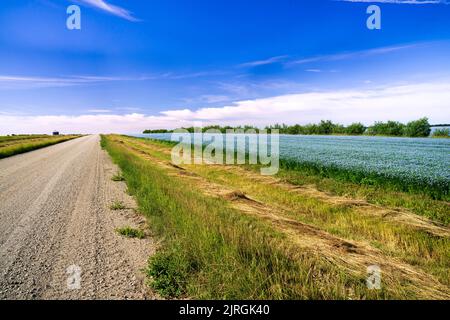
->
[0,135,156,300]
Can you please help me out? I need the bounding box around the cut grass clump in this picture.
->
[110,200,126,210]
[112,173,125,181]
[116,226,145,239]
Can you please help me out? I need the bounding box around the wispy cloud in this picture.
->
[288,44,419,66]
[87,109,112,113]
[305,69,323,73]
[239,55,289,68]
[181,95,231,105]
[0,74,156,89]
[0,71,229,90]
[0,75,85,89]
[337,0,449,4]
[162,71,228,80]
[76,0,139,21]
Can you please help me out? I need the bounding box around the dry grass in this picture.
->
[0,135,81,159]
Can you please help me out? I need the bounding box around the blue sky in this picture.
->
[0,0,449,133]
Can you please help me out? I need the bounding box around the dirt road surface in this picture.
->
[0,135,155,300]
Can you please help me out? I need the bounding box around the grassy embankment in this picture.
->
[101,135,450,300]
[0,135,81,159]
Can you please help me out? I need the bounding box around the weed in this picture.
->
[110,200,126,210]
[116,226,145,239]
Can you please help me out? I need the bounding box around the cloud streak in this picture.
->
[77,0,139,21]
[239,55,289,68]
[0,70,234,89]
[0,74,157,89]
[288,44,418,66]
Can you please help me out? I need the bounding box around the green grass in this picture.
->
[0,135,81,159]
[275,167,450,225]
[116,226,145,239]
[279,158,449,202]
[110,200,126,210]
[101,134,430,300]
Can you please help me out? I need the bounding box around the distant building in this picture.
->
[53,131,60,136]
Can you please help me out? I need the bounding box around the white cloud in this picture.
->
[162,81,450,125]
[77,0,139,21]
[87,109,112,113]
[1,82,449,134]
[305,69,322,73]
[0,113,191,135]
[199,95,231,103]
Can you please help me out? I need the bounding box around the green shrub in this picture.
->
[404,118,431,137]
[346,122,366,135]
[432,128,450,138]
[367,121,405,136]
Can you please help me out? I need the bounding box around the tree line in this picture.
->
[144,117,447,138]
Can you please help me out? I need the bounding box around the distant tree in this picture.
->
[287,124,302,135]
[367,121,404,136]
[145,119,434,138]
[143,129,171,134]
[346,122,366,135]
[385,121,405,136]
[332,124,346,135]
[404,118,431,137]
[303,123,318,134]
[317,120,334,135]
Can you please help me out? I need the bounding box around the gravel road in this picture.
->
[0,135,156,300]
